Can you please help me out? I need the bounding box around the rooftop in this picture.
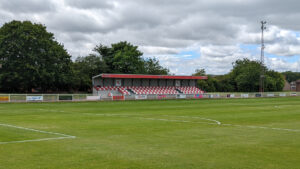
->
[93,74,207,80]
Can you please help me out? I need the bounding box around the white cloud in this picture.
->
[266,57,300,72]
[1,0,300,74]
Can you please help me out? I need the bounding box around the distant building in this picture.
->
[284,80,300,91]
[291,81,297,91]
[296,80,300,92]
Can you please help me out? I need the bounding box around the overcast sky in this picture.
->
[1,0,300,75]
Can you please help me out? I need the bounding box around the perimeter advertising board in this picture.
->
[157,95,167,99]
[26,96,43,101]
[0,96,9,101]
[194,94,203,99]
[113,96,124,100]
[241,94,249,98]
[86,96,101,101]
[176,94,186,99]
[59,95,73,101]
[135,95,147,100]
[279,93,286,97]
[227,94,235,98]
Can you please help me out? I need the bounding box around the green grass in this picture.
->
[0,97,300,169]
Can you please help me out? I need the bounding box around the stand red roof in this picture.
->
[97,74,207,80]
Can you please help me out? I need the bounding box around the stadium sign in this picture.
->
[135,95,147,100]
[267,93,275,97]
[26,96,43,101]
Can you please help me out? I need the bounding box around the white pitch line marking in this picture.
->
[0,136,75,145]
[163,115,221,125]
[38,109,65,113]
[0,123,76,145]
[83,113,300,133]
[139,117,218,125]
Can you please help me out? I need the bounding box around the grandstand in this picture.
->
[92,74,207,97]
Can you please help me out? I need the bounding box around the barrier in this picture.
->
[0,92,299,103]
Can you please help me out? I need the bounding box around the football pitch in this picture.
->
[0,97,300,169]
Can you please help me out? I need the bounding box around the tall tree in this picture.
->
[231,59,263,92]
[0,20,73,92]
[230,59,284,92]
[72,54,108,91]
[194,59,285,92]
[94,41,146,74]
[266,70,285,91]
[144,58,169,75]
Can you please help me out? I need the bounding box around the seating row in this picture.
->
[94,86,204,95]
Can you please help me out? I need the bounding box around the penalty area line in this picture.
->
[0,123,76,145]
[0,136,75,145]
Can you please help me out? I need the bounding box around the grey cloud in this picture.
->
[0,0,55,13]
[64,0,115,9]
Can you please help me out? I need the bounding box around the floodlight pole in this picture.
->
[260,21,266,94]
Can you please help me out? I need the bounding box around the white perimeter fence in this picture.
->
[0,92,299,103]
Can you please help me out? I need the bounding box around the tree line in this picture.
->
[0,20,168,93]
[281,71,300,83]
[194,59,286,92]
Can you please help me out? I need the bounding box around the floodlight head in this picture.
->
[261,21,267,24]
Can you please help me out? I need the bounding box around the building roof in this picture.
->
[93,74,207,80]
